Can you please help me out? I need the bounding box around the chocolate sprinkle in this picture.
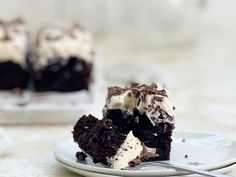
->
[107,83,168,102]
[127,92,132,97]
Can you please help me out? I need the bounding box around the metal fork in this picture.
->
[124,161,234,177]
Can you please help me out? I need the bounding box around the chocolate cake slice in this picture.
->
[103,83,175,161]
[0,18,29,90]
[73,114,158,169]
[72,83,175,169]
[29,24,94,92]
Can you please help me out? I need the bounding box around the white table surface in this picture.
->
[0,26,236,176]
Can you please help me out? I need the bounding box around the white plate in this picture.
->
[57,160,235,177]
[54,132,236,177]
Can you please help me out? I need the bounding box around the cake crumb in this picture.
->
[76,151,87,161]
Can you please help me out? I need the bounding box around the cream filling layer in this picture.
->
[108,131,143,169]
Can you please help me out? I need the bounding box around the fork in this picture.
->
[124,161,234,177]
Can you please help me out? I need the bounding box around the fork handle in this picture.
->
[157,162,233,177]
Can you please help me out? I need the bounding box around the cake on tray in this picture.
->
[29,24,94,92]
[73,83,175,169]
[0,18,29,90]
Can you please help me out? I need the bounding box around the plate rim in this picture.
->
[57,158,236,177]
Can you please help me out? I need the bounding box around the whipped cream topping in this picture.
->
[108,131,143,169]
[0,18,28,66]
[106,83,175,125]
[35,24,93,68]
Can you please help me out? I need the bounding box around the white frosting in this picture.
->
[146,147,157,154]
[36,26,93,68]
[140,94,175,124]
[107,85,175,125]
[108,131,143,169]
[108,91,136,110]
[0,20,28,66]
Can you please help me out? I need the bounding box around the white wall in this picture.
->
[0,0,235,36]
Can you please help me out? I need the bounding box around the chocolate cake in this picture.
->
[29,24,94,92]
[73,114,157,169]
[73,83,175,169]
[0,18,29,90]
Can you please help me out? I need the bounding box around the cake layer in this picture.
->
[104,108,173,160]
[31,57,92,92]
[0,61,29,90]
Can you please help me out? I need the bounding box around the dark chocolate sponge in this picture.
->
[73,114,126,165]
[0,61,29,90]
[31,57,92,92]
[103,108,174,161]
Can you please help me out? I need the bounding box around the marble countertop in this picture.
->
[0,27,236,176]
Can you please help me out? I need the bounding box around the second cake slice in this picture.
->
[103,83,175,160]
[30,24,94,92]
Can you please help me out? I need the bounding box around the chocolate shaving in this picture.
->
[158,89,168,97]
[129,157,142,167]
[127,92,132,97]
[131,88,140,98]
[130,82,140,88]
[137,98,141,106]
[107,86,126,101]
[153,96,164,102]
